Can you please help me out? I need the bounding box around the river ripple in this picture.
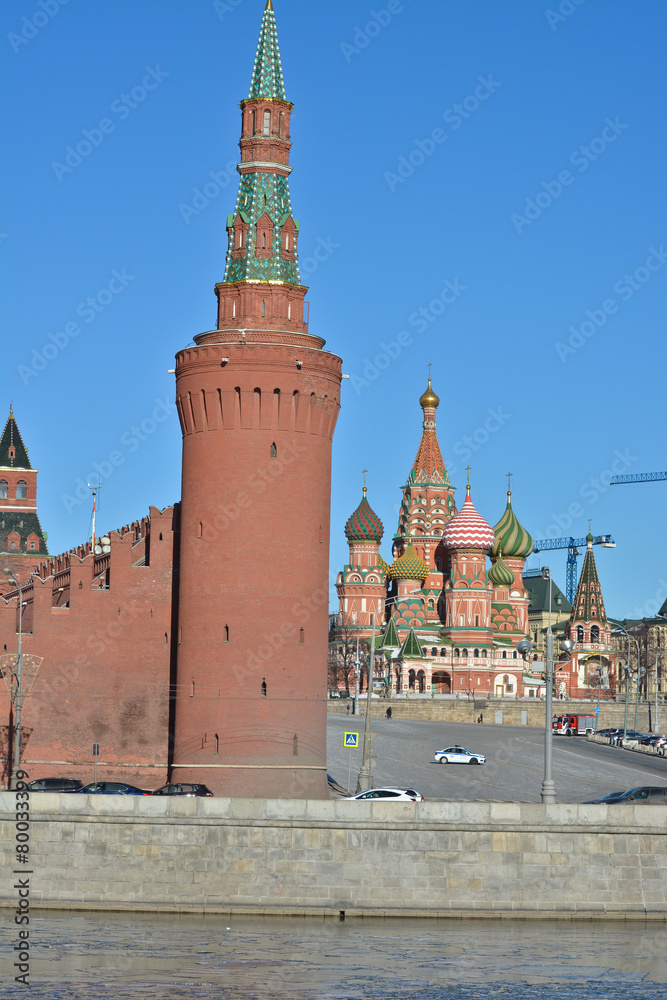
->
[2,912,665,998]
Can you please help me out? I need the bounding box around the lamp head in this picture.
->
[560,638,575,654]
[516,638,532,659]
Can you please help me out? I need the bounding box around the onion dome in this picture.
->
[378,555,391,576]
[419,376,440,409]
[492,490,533,559]
[344,488,384,543]
[488,550,515,588]
[443,486,495,550]
[389,544,428,581]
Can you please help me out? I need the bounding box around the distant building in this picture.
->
[523,574,571,654]
[609,602,667,706]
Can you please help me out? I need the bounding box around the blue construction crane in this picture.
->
[530,534,615,605]
[610,471,667,485]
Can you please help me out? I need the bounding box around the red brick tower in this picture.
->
[172,1,342,797]
[0,406,49,592]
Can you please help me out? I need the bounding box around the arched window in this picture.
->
[224,625,229,642]
[502,651,507,659]
[512,651,518,659]
[16,481,27,499]
[577,625,584,642]
[251,110,256,133]
[263,110,271,135]
[440,648,447,657]
[454,648,460,657]
[262,232,266,248]
[299,627,304,645]
[462,648,468,657]
[422,648,428,657]
[261,679,267,698]
[481,649,487,658]
[261,300,265,317]
[270,442,277,458]
[431,647,438,657]
[474,648,479,658]
[279,111,284,137]
[0,481,7,498]
[591,625,600,642]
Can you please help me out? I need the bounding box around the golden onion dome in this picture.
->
[419,377,440,409]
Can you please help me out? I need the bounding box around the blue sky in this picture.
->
[1,0,665,620]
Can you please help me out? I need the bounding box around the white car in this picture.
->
[434,746,486,765]
[341,787,424,801]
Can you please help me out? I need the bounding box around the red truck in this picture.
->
[552,714,596,736]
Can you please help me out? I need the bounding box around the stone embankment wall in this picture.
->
[328,697,660,731]
[1,794,665,918]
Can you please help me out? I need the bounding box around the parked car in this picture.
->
[342,787,424,802]
[152,783,213,797]
[585,786,667,804]
[434,746,486,765]
[26,777,83,792]
[77,782,151,795]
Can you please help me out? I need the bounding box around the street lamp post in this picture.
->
[610,622,640,741]
[3,571,24,790]
[356,588,421,792]
[518,566,573,805]
[633,666,646,731]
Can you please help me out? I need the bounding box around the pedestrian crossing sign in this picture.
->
[343,732,359,747]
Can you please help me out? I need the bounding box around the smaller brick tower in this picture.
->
[0,407,48,591]
[565,531,616,698]
[442,483,496,648]
[173,1,342,797]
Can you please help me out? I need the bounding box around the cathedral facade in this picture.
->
[333,383,617,702]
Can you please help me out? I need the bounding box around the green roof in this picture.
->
[381,617,400,650]
[0,408,31,469]
[399,628,424,659]
[248,1,286,100]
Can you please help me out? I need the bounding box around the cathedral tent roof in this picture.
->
[408,378,450,486]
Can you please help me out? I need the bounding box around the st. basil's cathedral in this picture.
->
[334,379,617,702]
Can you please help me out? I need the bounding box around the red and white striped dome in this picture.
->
[443,488,495,550]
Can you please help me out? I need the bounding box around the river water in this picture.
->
[2,912,666,998]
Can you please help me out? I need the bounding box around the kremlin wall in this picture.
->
[0,1,623,795]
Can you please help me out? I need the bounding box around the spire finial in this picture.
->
[362,467,368,497]
[506,471,512,496]
[465,465,471,495]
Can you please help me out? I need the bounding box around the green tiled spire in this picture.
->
[381,617,400,651]
[223,2,300,286]
[399,628,424,659]
[248,1,286,100]
[0,406,31,469]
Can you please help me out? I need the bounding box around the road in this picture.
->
[326,715,667,803]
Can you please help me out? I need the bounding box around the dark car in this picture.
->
[585,786,667,804]
[152,783,213,797]
[27,777,83,792]
[78,782,151,795]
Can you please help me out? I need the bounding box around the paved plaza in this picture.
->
[326,714,667,802]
